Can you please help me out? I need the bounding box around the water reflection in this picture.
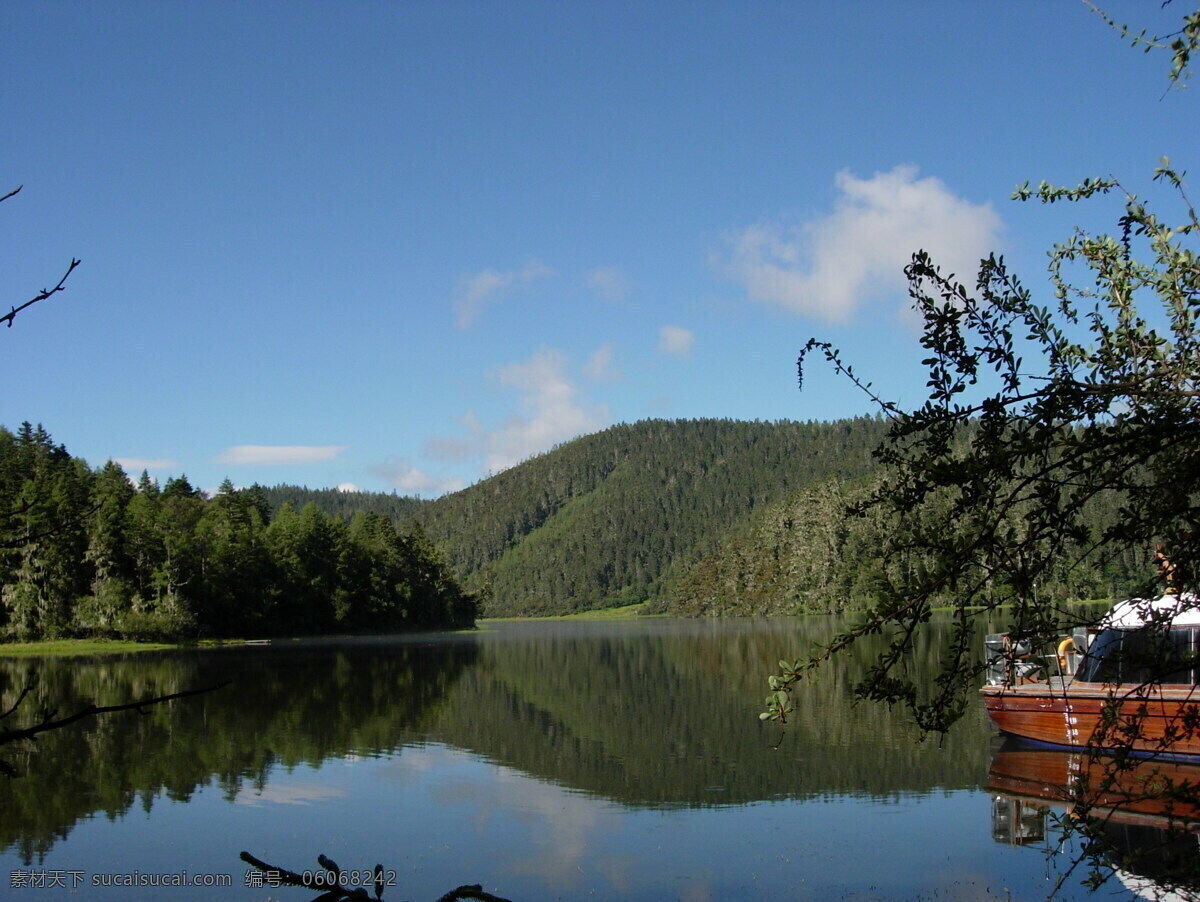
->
[0,616,1121,900]
[0,637,478,861]
[0,618,995,855]
[432,618,991,806]
[987,739,1200,899]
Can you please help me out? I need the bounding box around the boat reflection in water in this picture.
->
[987,739,1200,900]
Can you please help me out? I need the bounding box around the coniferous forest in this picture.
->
[0,423,476,641]
[0,416,1149,642]
[411,417,893,615]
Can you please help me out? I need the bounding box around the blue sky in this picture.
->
[1,1,1194,496]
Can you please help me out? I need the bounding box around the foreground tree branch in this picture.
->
[239,851,512,902]
[0,680,230,746]
[765,160,1200,733]
[1,185,80,329]
[0,679,230,776]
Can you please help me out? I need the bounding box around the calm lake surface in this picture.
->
[0,616,1182,901]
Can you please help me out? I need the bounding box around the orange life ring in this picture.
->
[1057,636,1077,671]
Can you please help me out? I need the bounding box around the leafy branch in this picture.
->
[765,161,1200,732]
[1086,0,1200,90]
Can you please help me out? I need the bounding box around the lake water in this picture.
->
[0,617,1188,901]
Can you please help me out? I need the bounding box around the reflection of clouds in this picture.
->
[677,876,715,902]
[595,853,641,898]
[491,770,608,885]
[234,783,345,807]
[392,744,441,774]
[386,743,638,891]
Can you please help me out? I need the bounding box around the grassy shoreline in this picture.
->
[480,601,654,623]
[0,638,183,656]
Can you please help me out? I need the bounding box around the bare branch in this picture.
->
[1,184,81,329]
[240,851,514,902]
[0,681,230,746]
[0,680,34,723]
[2,257,81,330]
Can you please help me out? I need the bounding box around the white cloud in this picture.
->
[112,457,176,472]
[373,457,465,496]
[586,266,629,303]
[583,343,619,382]
[483,349,608,472]
[336,482,359,493]
[453,260,553,328]
[425,348,608,476]
[214,445,346,465]
[721,165,1002,323]
[657,325,694,357]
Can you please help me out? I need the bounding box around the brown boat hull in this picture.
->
[981,682,1200,756]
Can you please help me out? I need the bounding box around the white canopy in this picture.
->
[1101,594,1200,629]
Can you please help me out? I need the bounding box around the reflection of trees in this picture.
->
[429,619,992,807]
[0,639,476,862]
[1,617,998,870]
[0,678,226,776]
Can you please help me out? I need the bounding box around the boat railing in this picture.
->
[984,628,1090,687]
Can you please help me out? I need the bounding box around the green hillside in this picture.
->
[667,465,1154,619]
[409,417,889,616]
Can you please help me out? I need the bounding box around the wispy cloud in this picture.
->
[720,165,1002,323]
[453,260,553,328]
[485,349,609,472]
[657,325,694,357]
[372,457,465,496]
[583,343,619,381]
[585,266,629,303]
[214,445,347,466]
[426,348,609,476]
[112,457,177,472]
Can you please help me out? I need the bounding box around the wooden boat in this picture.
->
[981,594,1200,756]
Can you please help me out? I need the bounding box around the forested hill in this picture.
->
[408,417,889,616]
[258,484,427,522]
[667,464,1150,620]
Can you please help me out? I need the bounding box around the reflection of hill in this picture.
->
[0,639,476,863]
[0,617,1000,863]
[428,619,993,808]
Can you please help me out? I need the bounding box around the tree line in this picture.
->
[0,413,1154,636]
[0,423,476,642]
